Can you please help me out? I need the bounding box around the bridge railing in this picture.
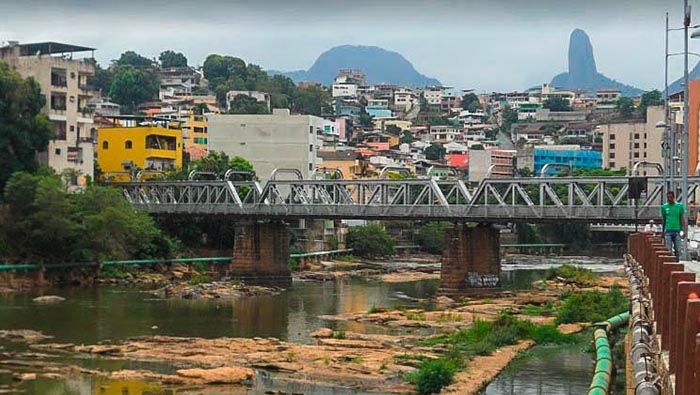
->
[116,176,700,222]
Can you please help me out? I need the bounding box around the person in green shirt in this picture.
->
[661,191,686,259]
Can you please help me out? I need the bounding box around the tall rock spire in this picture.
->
[568,29,597,82]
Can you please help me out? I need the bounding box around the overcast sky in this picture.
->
[0,0,693,92]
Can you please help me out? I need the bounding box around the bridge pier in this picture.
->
[439,223,501,295]
[231,220,292,287]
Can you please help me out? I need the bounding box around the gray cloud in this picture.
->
[0,0,690,91]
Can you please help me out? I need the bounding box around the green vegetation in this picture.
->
[424,143,446,161]
[616,96,635,118]
[501,105,518,134]
[545,264,598,285]
[332,330,346,339]
[537,223,591,250]
[159,50,188,68]
[416,222,449,254]
[412,313,577,394]
[335,255,360,262]
[638,89,663,118]
[516,223,540,244]
[346,225,395,258]
[288,257,300,270]
[1,171,175,263]
[520,301,555,317]
[189,274,212,285]
[542,96,571,112]
[555,286,627,324]
[368,305,381,314]
[228,94,270,114]
[0,62,53,196]
[404,311,426,321]
[461,93,481,112]
[406,358,460,395]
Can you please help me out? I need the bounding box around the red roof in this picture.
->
[447,153,469,168]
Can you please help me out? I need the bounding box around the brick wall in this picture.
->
[440,224,501,294]
[232,220,292,286]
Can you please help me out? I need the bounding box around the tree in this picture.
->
[638,89,663,118]
[193,103,209,115]
[518,167,534,177]
[416,222,449,254]
[346,225,395,258]
[385,124,402,136]
[177,151,256,180]
[616,96,635,118]
[87,61,113,96]
[115,51,155,68]
[228,95,269,114]
[159,50,188,68]
[542,97,571,112]
[400,130,414,145]
[293,85,332,116]
[108,65,159,113]
[461,93,481,112]
[359,108,374,128]
[424,143,446,161]
[0,62,53,196]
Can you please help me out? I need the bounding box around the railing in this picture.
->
[116,176,700,223]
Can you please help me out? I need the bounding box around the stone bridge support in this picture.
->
[439,223,501,295]
[231,220,292,286]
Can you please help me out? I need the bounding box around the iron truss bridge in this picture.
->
[118,176,699,223]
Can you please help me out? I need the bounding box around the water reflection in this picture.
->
[480,345,593,395]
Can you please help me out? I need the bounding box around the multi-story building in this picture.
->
[429,125,463,143]
[159,67,202,100]
[533,145,602,175]
[334,69,366,86]
[332,83,358,98]
[208,109,326,181]
[97,116,183,179]
[422,87,444,106]
[489,149,517,178]
[596,88,622,109]
[394,88,419,111]
[598,106,663,172]
[225,90,271,112]
[0,41,96,184]
[182,112,208,153]
[317,150,363,179]
[468,148,516,182]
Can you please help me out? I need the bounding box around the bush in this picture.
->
[416,222,449,254]
[346,225,395,258]
[288,257,299,270]
[407,358,459,395]
[556,286,627,324]
[189,274,212,285]
[545,264,597,285]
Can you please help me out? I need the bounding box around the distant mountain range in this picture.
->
[667,61,700,95]
[550,29,644,97]
[271,45,441,87]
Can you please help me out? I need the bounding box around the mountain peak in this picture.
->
[551,29,643,97]
[277,45,441,87]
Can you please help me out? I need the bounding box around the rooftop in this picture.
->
[4,41,95,56]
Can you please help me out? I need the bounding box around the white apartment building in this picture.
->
[332,83,358,98]
[208,109,326,181]
[0,41,96,184]
[394,88,419,111]
[598,106,663,172]
[422,87,444,105]
[158,67,202,100]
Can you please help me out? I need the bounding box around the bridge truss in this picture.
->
[118,176,700,223]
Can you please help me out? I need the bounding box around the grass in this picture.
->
[435,311,463,323]
[368,305,383,314]
[405,311,427,321]
[555,285,627,324]
[520,301,555,317]
[189,274,212,285]
[545,264,598,285]
[332,330,346,339]
[336,254,360,262]
[405,358,460,395]
[288,257,299,270]
[101,265,131,279]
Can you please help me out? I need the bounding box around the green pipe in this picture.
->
[587,311,630,395]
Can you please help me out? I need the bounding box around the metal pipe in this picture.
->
[631,161,664,176]
[666,12,671,194]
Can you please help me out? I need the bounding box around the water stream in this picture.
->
[0,258,622,394]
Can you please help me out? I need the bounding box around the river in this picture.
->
[0,258,621,394]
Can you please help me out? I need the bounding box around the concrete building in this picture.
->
[0,41,96,184]
[332,83,358,98]
[598,106,664,172]
[394,88,418,111]
[182,112,208,152]
[225,90,271,112]
[208,109,325,181]
[535,109,587,122]
[159,67,202,100]
[422,87,443,106]
[317,150,363,179]
[97,116,183,180]
[596,88,621,109]
[533,145,602,175]
[468,148,515,182]
[88,99,121,117]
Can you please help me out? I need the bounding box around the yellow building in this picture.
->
[373,119,412,132]
[97,117,183,179]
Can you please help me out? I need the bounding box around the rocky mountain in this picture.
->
[550,29,643,97]
[275,45,441,87]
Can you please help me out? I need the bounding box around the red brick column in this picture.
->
[439,223,500,295]
[231,220,292,286]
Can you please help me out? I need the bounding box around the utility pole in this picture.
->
[682,0,691,260]
[665,12,671,193]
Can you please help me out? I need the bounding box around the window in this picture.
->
[634,152,640,158]
[309,126,313,134]
[634,143,639,148]
[55,148,61,155]
[609,162,616,168]
[609,143,615,149]
[609,153,615,158]
[125,140,133,149]
[634,133,640,139]
[309,144,313,152]
[102,141,109,150]
[644,143,647,148]
[610,134,615,140]
[70,125,75,132]
[308,163,313,171]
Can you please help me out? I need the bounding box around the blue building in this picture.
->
[533,146,602,175]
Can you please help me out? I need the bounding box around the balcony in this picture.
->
[145,148,179,161]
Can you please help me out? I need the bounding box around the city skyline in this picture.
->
[0,0,692,92]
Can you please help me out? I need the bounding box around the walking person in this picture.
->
[661,191,686,259]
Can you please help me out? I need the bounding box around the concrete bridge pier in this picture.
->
[439,223,501,296]
[231,220,292,287]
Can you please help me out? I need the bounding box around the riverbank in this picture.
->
[0,258,627,395]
